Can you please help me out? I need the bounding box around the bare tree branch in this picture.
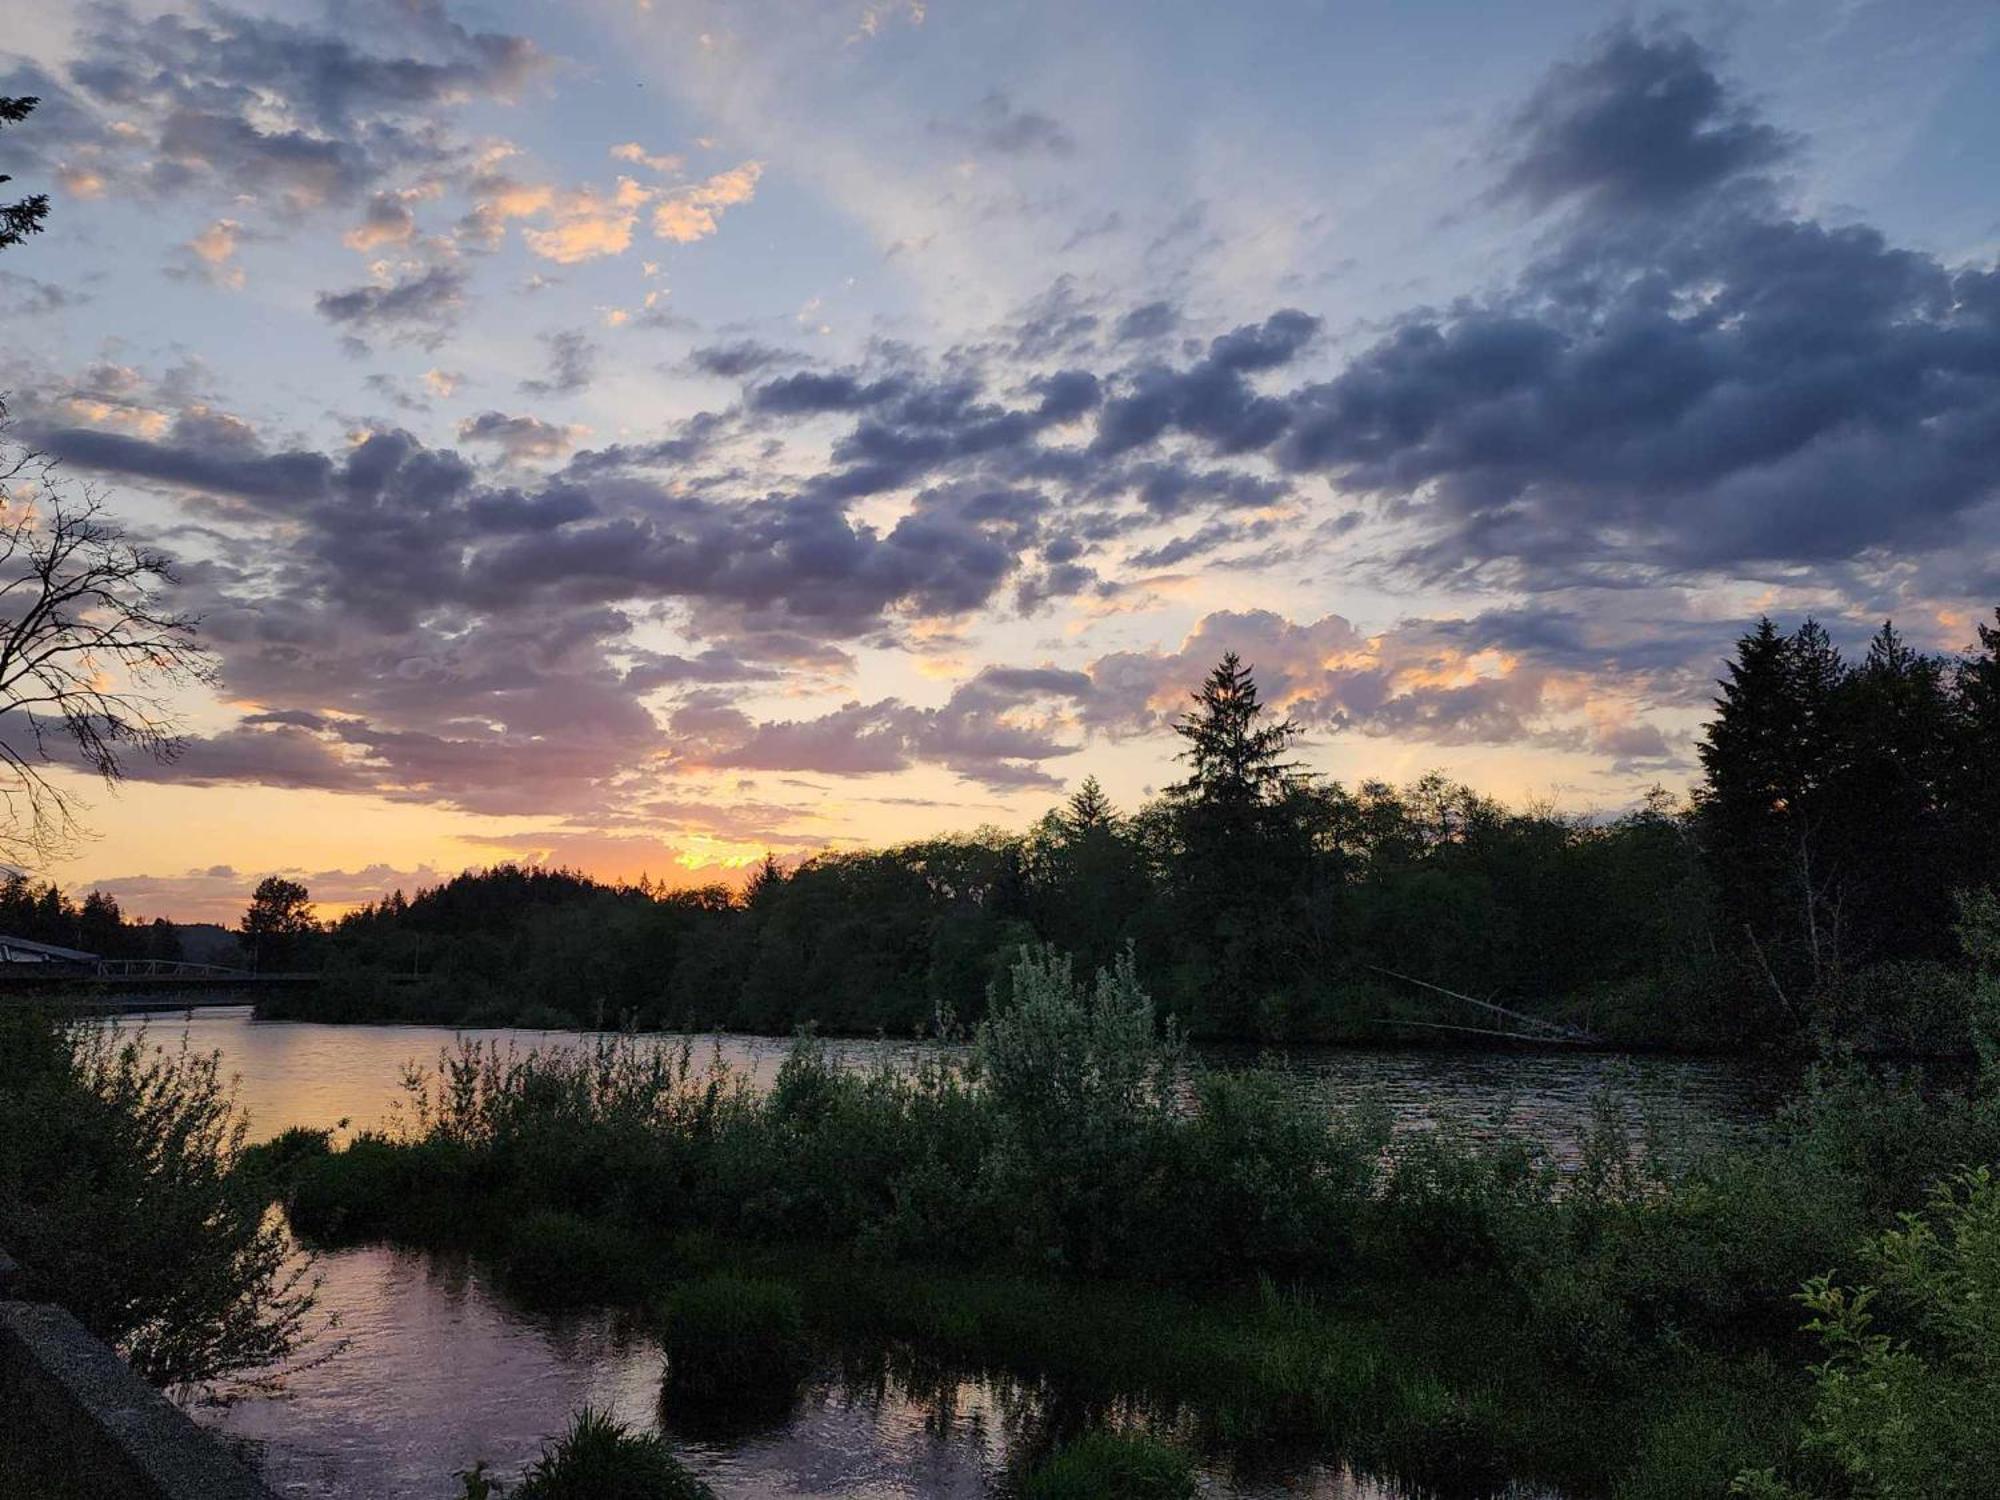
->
[0,399,216,865]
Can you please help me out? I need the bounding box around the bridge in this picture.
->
[0,936,319,1008]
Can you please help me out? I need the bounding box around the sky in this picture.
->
[1,0,1997,922]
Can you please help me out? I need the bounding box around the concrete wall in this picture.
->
[0,1258,278,1500]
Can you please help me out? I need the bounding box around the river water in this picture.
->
[127,1008,1779,1499]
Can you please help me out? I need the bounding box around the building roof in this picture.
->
[0,934,102,964]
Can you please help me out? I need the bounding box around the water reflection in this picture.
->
[207,1245,1555,1500]
[161,1008,1761,1496]
[123,1006,1781,1165]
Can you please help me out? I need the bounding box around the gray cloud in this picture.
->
[457,410,576,461]
[316,263,469,349]
[1493,24,1792,220]
[930,92,1077,159]
[9,0,544,211]
[520,329,599,397]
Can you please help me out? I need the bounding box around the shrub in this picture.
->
[658,1275,812,1404]
[972,945,1186,1274]
[1170,1069,1386,1282]
[0,1010,319,1393]
[1734,1167,2000,1499]
[503,1210,645,1308]
[288,1133,478,1243]
[1365,1124,1553,1278]
[513,1408,712,1499]
[1020,1431,1197,1500]
[235,1124,336,1193]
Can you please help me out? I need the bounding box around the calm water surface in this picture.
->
[145,1005,1782,1161]
[123,1007,1775,1499]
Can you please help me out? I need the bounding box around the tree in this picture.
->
[1952,609,2000,891]
[0,410,214,864]
[1170,652,1299,812]
[1,97,51,253]
[241,876,316,970]
[1167,654,1304,1028]
[1062,775,1115,837]
[77,888,126,957]
[1698,618,1849,1008]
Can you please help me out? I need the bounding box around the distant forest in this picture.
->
[247,608,2000,1054]
[0,876,182,961]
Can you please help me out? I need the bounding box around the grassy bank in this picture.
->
[249,935,2000,1496]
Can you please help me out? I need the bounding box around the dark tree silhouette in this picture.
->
[0,97,51,252]
[1062,774,1115,836]
[0,411,215,864]
[240,877,316,970]
[1171,652,1299,811]
[1167,654,1304,1027]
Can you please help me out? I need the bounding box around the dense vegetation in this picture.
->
[264,908,2000,1497]
[0,1008,319,1393]
[268,612,2000,1054]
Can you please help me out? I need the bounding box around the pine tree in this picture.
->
[1,97,51,252]
[1171,653,1299,810]
[1953,609,2000,889]
[77,889,125,956]
[744,853,784,904]
[1063,776,1115,837]
[1697,618,1846,1005]
[1167,654,1303,1030]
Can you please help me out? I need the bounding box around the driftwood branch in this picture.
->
[1367,964,1602,1044]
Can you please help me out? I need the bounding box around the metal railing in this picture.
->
[94,958,254,979]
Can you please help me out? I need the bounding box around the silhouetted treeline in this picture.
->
[0,874,180,960]
[271,615,2000,1053]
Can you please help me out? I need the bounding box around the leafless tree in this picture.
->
[0,402,214,864]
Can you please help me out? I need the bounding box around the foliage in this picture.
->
[258,620,2000,1054]
[0,1009,319,1393]
[1734,1168,2000,1500]
[0,871,180,957]
[658,1275,812,1405]
[240,875,319,970]
[511,1408,713,1500]
[1,96,51,251]
[503,1209,645,1308]
[1020,1431,1197,1500]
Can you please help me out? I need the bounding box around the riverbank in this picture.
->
[238,946,1999,1496]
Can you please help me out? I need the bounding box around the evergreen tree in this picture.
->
[77,890,125,956]
[745,853,787,908]
[1168,654,1302,1029]
[1,97,51,252]
[1063,776,1115,837]
[1954,609,2000,890]
[1171,653,1300,810]
[1697,618,1841,1006]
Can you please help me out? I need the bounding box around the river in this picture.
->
[125,1007,1780,1498]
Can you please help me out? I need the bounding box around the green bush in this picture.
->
[658,1275,812,1404]
[513,1408,712,1499]
[1735,1167,2000,1499]
[1020,1431,1197,1500]
[0,1011,319,1393]
[288,1133,478,1243]
[503,1210,644,1308]
[235,1124,335,1192]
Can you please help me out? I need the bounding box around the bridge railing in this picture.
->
[94,959,254,980]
